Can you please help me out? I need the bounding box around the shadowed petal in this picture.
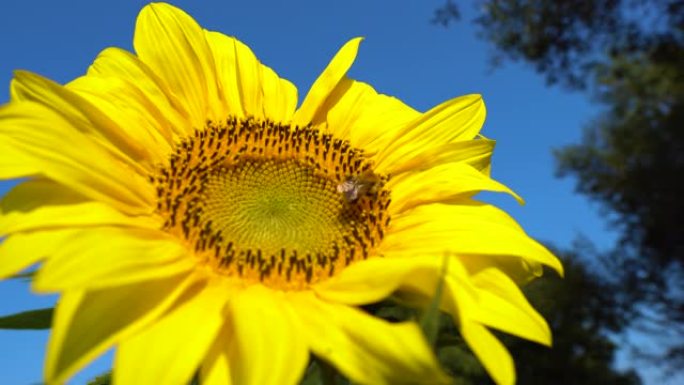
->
[45,273,199,384]
[227,285,309,385]
[293,38,363,126]
[291,292,449,385]
[134,3,221,126]
[114,279,230,385]
[0,179,159,237]
[33,228,194,292]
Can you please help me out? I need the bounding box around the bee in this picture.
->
[337,171,382,203]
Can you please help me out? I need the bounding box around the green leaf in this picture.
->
[0,307,53,329]
[419,255,449,347]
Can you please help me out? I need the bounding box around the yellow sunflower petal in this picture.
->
[439,272,517,385]
[11,71,152,172]
[260,65,298,122]
[461,254,545,285]
[33,228,194,292]
[313,78,366,137]
[0,229,80,280]
[293,37,363,126]
[134,3,221,126]
[200,326,233,385]
[314,254,459,306]
[227,285,309,385]
[67,76,174,163]
[461,321,515,385]
[315,78,421,154]
[470,267,551,346]
[204,31,244,119]
[291,292,449,385]
[388,162,523,215]
[0,139,37,179]
[45,273,198,385]
[375,95,486,172]
[0,179,159,236]
[0,102,155,214]
[346,90,420,154]
[233,39,265,119]
[85,47,191,138]
[385,202,564,275]
[114,279,229,385]
[388,137,496,176]
[317,254,483,327]
[203,32,298,121]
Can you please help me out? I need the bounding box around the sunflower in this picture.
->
[0,3,562,385]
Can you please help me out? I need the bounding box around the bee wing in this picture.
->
[337,180,360,201]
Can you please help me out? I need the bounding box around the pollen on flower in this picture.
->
[150,118,391,289]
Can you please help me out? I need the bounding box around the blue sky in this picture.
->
[0,0,641,384]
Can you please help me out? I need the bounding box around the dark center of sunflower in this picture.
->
[151,118,390,289]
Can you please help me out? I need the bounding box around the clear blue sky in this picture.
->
[0,1,639,384]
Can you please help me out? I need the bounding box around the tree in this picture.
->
[434,0,684,371]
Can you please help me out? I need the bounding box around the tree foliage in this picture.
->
[435,0,684,369]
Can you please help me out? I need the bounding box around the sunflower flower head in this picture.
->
[0,3,563,385]
[153,116,392,290]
